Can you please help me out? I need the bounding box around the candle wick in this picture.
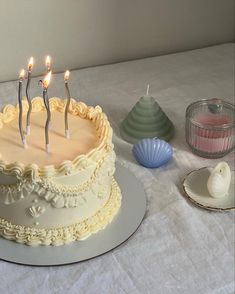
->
[38,80,44,87]
[146,84,150,96]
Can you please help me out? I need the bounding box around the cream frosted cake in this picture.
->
[0,97,122,246]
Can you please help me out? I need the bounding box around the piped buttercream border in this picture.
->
[0,178,121,246]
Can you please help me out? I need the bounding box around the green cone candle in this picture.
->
[120,86,174,144]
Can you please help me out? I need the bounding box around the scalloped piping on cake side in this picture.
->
[0,178,121,246]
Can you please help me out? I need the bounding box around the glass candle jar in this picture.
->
[185,98,235,158]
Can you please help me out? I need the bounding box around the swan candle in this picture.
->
[207,162,231,198]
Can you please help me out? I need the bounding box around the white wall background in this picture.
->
[0,0,234,82]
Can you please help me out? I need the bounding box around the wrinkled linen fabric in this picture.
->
[0,44,234,294]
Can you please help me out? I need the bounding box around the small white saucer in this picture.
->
[0,163,146,266]
[183,167,235,211]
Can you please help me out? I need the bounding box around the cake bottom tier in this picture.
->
[0,178,122,246]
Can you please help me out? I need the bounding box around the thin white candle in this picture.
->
[18,69,27,148]
[26,57,34,135]
[45,56,52,130]
[64,70,71,139]
[40,71,52,153]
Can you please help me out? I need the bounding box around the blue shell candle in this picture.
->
[120,86,174,144]
[132,138,173,168]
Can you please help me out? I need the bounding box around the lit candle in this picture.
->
[26,57,34,135]
[45,55,51,73]
[64,70,71,139]
[40,71,52,153]
[45,56,52,130]
[18,69,27,148]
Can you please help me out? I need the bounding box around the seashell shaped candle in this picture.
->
[132,138,173,168]
[207,162,231,198]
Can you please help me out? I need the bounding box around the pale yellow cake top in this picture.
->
[0,110,99,166]
[0,97,112,179]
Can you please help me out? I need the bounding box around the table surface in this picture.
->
[0,43,234,294]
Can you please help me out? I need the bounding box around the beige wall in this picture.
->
[0,0,234,82]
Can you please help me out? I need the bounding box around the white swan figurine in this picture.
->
[207,162,231,198]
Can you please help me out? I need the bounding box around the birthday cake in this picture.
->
[0,97,122,246]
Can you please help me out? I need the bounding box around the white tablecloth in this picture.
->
[0,44,234,294]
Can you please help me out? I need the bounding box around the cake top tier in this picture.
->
[0,97,112,180]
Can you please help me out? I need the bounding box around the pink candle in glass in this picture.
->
[186,99,235,158]
[191,113,233,153]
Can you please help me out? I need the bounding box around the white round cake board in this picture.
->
[0,163,146,266]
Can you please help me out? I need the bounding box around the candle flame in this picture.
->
[42,71,52,89]
[45,56,51,69]
[64,70,70,81]
[19,69,25,79]
[28,57,34,71]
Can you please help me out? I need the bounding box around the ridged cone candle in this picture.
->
[120,95,174,144]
